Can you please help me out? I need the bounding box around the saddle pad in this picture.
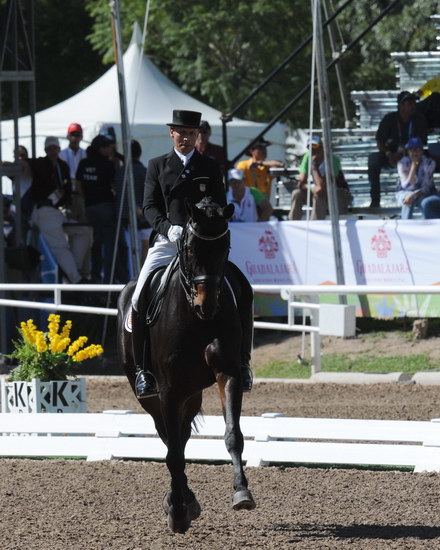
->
[125,260,177,333]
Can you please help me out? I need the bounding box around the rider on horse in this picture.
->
[131,109,253,398]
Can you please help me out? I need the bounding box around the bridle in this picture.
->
[177,219,230,309]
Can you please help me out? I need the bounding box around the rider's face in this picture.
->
[170,126,199,155]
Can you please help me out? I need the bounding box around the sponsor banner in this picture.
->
[229,220,440,317]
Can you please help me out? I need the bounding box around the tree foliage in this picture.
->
[1,0,438,128]
[0,0,103,116]
[84,0,438,128]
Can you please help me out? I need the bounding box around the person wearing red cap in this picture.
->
[59,123,87,223]
[60,123,87,180]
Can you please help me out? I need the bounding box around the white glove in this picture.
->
[167,225,183,243]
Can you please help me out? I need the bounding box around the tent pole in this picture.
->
[109,0,140,276]
[313,0,346,300]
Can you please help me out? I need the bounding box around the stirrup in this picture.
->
[241,365,253,393]
[135,369,158,399]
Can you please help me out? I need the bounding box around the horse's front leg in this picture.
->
[161,393,201,533]
[212,353,256,511]
[160,392,193,534]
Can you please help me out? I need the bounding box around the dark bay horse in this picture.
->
[117,197,256,533]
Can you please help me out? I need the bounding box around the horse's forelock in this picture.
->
[194,197,223,223]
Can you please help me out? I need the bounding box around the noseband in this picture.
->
[178,221,230,309]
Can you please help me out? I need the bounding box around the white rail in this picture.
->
[2,283,440,375]
[2,283,440,315]
[2,411,440,471]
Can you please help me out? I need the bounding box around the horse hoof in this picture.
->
[167,508,191,534]
[163,492,201,521]
[232,489,256,511]
[187,496,202,521]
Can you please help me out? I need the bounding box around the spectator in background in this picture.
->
[29,137,90,283]
[226,168,273,222]
[195,120,227,175]
[59,123,87,180]
[100,126,124,171]
[76,135,117,283]
[288,135,352,220]
[59,122,87,223]
[416,77,440,130]
[2,145,34,225]
[396,137,440,219]
[235,138,284,199]
[368,91,428,208]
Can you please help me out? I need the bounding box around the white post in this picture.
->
[309,299,321,374]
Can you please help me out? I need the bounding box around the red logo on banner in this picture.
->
[258,230,279,259]
[371,228,391,258]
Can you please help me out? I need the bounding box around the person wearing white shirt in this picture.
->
[226,168,273,222]
[59,123,87,180]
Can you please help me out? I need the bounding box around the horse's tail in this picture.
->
[192,408,205,434]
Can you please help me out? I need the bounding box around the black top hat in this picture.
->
[167,110,202,128]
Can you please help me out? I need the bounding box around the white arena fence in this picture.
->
[2,411,440,472]
[2,283,440,374]
[2,284,440,471]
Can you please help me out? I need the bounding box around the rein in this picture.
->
[178,220,230,309]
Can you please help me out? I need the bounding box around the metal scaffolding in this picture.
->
[0,0,36,352]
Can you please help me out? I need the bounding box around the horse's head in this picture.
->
[178,197,235,320]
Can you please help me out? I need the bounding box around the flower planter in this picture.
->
[0,378,87,413]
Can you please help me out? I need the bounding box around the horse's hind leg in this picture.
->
[216,371,256,511]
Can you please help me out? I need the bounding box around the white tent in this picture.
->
[0,25,286,171]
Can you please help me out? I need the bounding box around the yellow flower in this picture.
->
[47,314,60,339]
[49,334,61,354]
[72,344,103,362]
[21,319,37,344]
[56,337,71,354]
[13,317,105,382]
[60,320,72,339]
[67,336,88,356]
[35,331,47,353]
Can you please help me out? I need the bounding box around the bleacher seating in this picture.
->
[278,15,440,220]
[391,51,440,91]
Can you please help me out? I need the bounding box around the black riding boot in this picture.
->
[131,308,158,398]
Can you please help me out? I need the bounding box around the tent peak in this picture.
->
[130,21,142,48]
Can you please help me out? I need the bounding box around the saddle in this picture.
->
[141,256,179,328]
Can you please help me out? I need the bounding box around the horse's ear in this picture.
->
[222,203,235,220]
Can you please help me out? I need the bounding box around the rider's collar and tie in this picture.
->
[174,148,195,166]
